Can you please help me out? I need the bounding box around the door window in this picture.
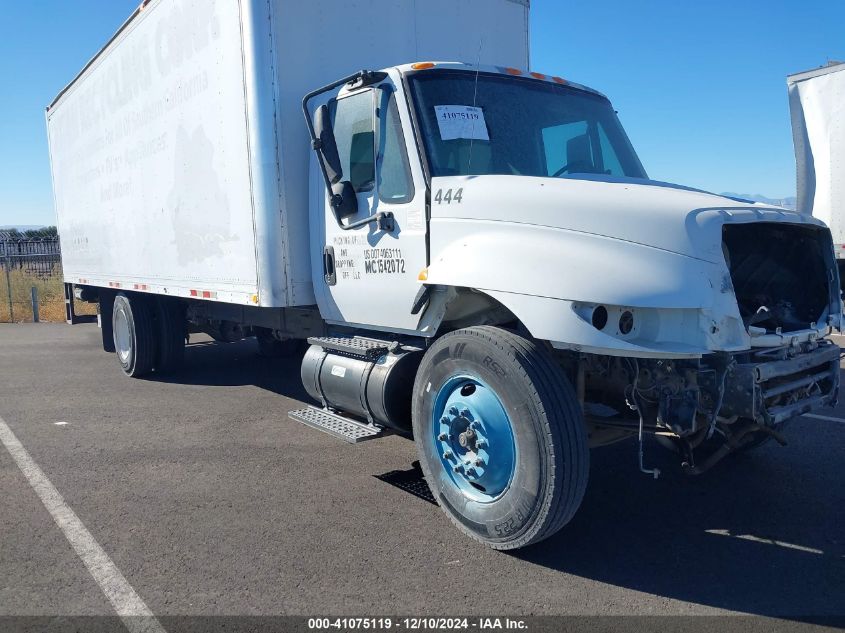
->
[377,89,414,204]
[330,91,375,192]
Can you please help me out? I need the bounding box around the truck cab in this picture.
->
[306,62,841,357]
[309,63,655,339]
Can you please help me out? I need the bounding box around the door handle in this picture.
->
[323,246,336,286]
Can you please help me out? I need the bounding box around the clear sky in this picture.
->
[0,0,843,226]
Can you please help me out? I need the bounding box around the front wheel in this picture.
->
[412,326,589,550]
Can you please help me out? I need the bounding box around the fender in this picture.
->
[424,220,748,358]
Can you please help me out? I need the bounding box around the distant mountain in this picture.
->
[720,193,797,210]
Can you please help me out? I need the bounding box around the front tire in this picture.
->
[112,293,155,378]
[412,326,589,550]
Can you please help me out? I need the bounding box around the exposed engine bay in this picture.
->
[723,223,837,333]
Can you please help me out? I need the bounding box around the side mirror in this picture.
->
[331,180,358,220]
[314,104,342,184]
[331,181,358,219]
[315,104,357,221]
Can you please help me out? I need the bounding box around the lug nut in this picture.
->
[461,408,471,418]
[449,406,459,416]
[476,439,487,448]
[475,458,484,467]
[453,465,463,473]
[438,433,448,441]
[441,416,450,424]
[443,451,453,459]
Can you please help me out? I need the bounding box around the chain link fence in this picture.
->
[0,238,96,323]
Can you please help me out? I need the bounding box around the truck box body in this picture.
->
[788,62,845,256]
[47,0,530,308]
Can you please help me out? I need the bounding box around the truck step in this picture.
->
[307,335,396,360]
[288,406,387,444]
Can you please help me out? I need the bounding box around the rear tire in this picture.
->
[412,326,589,550]
[112,293,155,378]
[99,291,116,353]
[154,298,186,373]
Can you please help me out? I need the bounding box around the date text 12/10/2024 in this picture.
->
[307,617,528,630]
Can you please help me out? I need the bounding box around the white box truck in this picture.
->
[47,0,841,550]
[788,61,845,283]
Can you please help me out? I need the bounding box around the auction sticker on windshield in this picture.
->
[434,105,490,141]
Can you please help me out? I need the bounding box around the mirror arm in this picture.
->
[338,210,394,232]
[309,137,334,196]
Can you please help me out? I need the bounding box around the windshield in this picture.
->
[408,70,647,180]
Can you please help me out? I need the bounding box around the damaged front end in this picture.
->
[723,222,841,341]
[574,220,841,474]
[719,341,839,427]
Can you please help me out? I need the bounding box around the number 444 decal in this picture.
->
[433,188,464,205]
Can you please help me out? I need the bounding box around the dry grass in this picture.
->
[0,266,97,323]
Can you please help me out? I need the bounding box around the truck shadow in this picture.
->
[150,337,311,402]
[514,437,845,619]
[154,337,844,619]
[375,438,845,618]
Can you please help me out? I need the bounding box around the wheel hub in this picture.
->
[432,377,515,502]
[458,427,477,450]
[114,306,132,363]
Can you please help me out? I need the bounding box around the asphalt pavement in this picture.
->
[0,323,843,625]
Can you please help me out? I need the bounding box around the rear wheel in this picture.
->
[412,326,589,550]
[154,298,186,373]
[99,291,116,353]
[112,293,155,378]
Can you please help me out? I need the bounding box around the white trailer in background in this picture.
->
[47,0,841,550]
[788,62,845,276]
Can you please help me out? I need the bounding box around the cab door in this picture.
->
[313,81,428,334]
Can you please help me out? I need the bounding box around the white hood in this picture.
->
[430,174,825,264]
[423,174,837,357]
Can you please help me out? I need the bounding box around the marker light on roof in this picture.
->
[412,62,436,70]
[530,72,546,80]
[503,67,523,76]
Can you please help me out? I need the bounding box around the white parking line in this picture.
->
[0,415,166,633]
[705,529,824,555]
[803,413,845,424]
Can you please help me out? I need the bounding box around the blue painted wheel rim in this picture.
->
[431,375,516,503]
